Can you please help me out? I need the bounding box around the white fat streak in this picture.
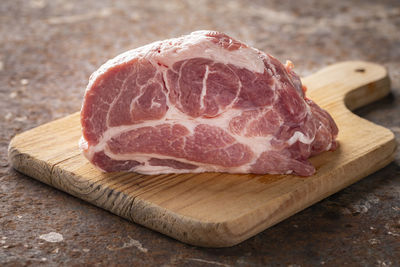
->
[263,55,276,75]
[153,31,265,73]
[200,65,210,109]
[235,135,273,161]
[284,104,314,146]
[287,131,315,145]
[150,98,161,108]
[325,141,332,151]
[86,108,242,150]
[79,136,88,151]
[134,165,204,175]
[134,164,252,175]
[79,137,94,161]
[133,164,252,175]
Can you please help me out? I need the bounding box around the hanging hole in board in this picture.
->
[355,68,365,73]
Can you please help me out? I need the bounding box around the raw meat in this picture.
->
[80,31,338,176]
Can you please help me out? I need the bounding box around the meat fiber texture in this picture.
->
[80,31,338,176]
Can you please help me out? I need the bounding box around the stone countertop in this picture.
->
[1,0,399,266]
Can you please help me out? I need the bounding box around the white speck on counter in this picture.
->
[9,92,17,98]
[20,79,29,85]
[83,248,90,253]
[15,116,27,122]
[106,236,148,253]
[368,239,380,245]
[41,258,47,262]
[0,240,5,244]
[348,194,380,214]
[39,232,64,243]
[377,260,392,267]
[392,206,400,211]
[387,231,400,237]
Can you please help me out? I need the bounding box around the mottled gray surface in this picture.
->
[1,0,399,266]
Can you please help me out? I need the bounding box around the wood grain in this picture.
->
[8,61,397,247]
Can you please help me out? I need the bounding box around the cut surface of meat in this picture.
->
[80,31,338,176]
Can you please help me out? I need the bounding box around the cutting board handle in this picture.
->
[302,61,391,111]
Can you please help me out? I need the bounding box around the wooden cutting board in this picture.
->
[8,61,397,247]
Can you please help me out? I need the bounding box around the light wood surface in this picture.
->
[8,61,397,247]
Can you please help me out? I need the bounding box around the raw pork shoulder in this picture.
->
[80,31,338,176]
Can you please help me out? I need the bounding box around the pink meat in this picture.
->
[80,31,338,176]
